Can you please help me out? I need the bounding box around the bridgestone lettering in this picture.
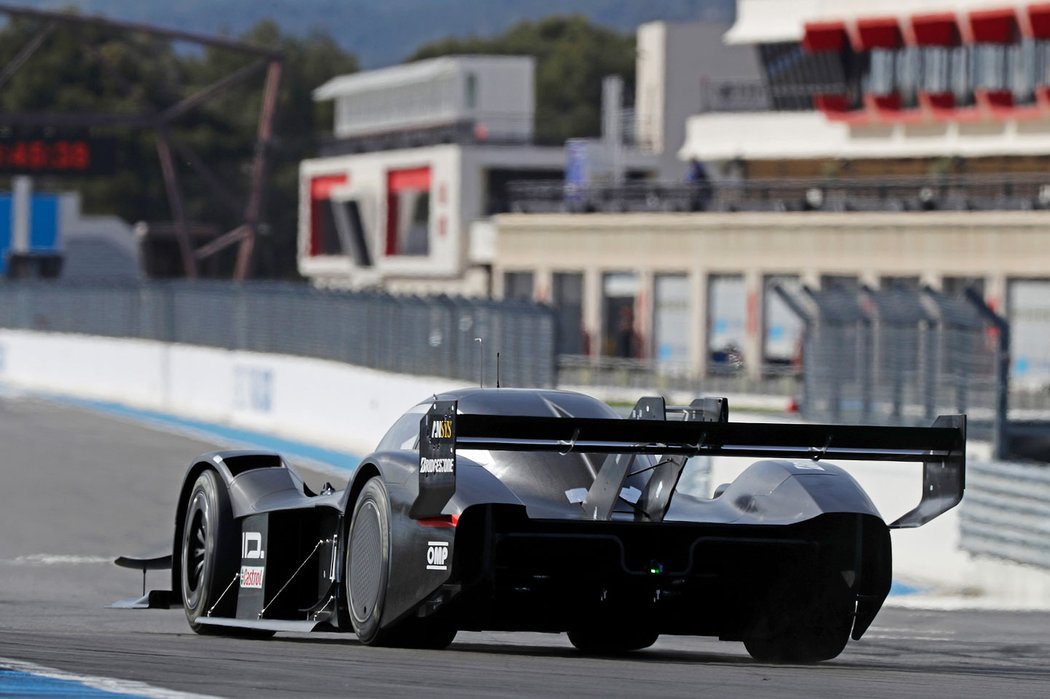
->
[420,457,454,474]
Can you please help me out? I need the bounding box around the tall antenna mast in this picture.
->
[474,337,483,387]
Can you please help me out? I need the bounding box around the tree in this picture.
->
[408,15,635,144]
[180,20,358,277]
[0,13,358,279]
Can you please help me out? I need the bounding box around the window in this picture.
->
[602,272,639,358]
[653,274,690,366]
[385,167,430,256]
[552,272,584,355]
[503,271,534,300]
[465,72,478,110]
[308,174,348,256]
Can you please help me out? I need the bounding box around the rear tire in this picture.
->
[345,477,457,649]
[744,572,854,663]
[346,477,394,645]
[568,627,658,654]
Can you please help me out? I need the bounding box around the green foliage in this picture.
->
[408,15,635,144]
[0,13,357,278]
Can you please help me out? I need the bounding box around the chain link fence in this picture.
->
[775,285,1004,441]
[0,281,557,388]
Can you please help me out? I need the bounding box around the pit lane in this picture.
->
[2,395,1049,698]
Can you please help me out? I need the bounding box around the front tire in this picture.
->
[181,470,240,634]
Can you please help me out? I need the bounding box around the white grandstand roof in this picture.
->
[680,110,1050,160]
[313,55,534,101]
[725,0,1035,45]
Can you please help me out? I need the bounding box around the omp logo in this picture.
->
[431,419,453,439]
[240,565,264,588]
[420,457,454,474]
[242,532,265,559]
[426,541,449,571]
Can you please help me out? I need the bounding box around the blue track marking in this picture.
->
[0,668,140,697]
[890,580,922,596]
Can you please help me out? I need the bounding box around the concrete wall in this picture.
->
[0,329,461,456]
[3,327,1048,604]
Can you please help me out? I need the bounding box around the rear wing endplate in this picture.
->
[411,398,965,528]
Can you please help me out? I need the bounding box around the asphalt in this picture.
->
[2,395,1050,698]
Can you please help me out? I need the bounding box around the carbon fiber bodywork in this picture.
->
[123,388,964,660]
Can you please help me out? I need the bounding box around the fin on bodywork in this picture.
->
[889,414,967,529]
[582,396,730,521]
[410,400,458,519]
[110,554,176,609]
[637,397,729,521]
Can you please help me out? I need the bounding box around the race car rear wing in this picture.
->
[411,398,966,529]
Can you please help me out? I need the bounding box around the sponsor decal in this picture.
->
[242,532,265,559]
[426,541,449,571]
[794,463,826,471]
[431,419,453,440]
[233,366,273,413]
[240,565,265,588]
[420,457,454,474]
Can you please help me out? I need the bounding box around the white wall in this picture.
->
[2,328,1044,605]
[0,329,461,456]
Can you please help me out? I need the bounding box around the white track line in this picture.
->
[0,657,216,699]
[1,554,113,566]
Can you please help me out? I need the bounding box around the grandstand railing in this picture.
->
[505,172,1050,215]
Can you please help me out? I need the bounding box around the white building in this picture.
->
[299,55,656,294]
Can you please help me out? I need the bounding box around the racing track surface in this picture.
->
[2,395,1050,698]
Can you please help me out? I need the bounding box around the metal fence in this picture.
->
[961,460,1050,570]
[775,285,1004,442]
[0,281,558,388]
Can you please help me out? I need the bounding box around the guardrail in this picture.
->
[960,460,1050,570]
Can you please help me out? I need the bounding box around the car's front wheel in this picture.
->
[181,470,240,633]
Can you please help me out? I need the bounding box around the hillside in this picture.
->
[21,0,734,67]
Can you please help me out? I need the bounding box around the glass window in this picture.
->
[602,272,639,358]
[552,272,585,355]
[653,274,690,367]
[707,275,745,373]
[503,271,534,301]
[465,72,478,110]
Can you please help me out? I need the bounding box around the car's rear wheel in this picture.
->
[744,571,855,663]
[568,626,658,654]
[181,470,240,633]
[346,476,457,649]
[346,477,394,644]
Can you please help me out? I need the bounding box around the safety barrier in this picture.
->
[0,281,557,388]
[961,460,1050,570]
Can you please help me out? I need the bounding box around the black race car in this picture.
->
[116,388,965,662]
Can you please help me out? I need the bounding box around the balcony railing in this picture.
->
[504,173,1050,215]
